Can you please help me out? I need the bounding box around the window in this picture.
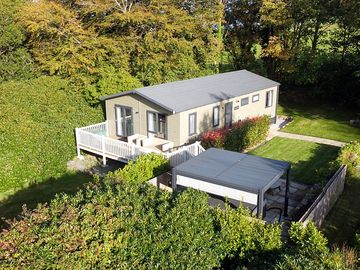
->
[189,113,197,136]
[147,111,166,139]
[241,97,249,106]
[115,105,133,137]
[252,94,259,103]
[266,90,273,107]
[213,106,220,127]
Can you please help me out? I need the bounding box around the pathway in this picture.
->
[268,117,346,147]
[273,131,345,147]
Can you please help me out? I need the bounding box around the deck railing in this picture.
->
[80,121,108,136]
[75,121,204,166]
[165,142,205,167]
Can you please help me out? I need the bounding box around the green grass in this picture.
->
[0,172,93,228]
[321,173,360,246]
[278,102,360,143]
[250,137,339,184]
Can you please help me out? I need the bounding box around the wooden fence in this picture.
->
[299,165,347,227]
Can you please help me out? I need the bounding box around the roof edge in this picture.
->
[100,90,175,114]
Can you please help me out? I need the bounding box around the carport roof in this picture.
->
[175,148,290,194]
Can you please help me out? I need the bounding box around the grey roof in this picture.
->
[175,148,290,194]
[101,70,279,113]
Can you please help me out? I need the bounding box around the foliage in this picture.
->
[0,177,285,269]
[84,67,143,105]
[224,115,271,152]
[201,115,270,152]
[0,77,103,194]
[110,153,170,184]
[288,222,328,256]
[18,0,223,104]
[213,204,282,265]
[0,0,34,82]
[274,222,357,270]
[200,127,229,149]
[336,141,360,175]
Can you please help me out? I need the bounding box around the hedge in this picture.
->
[0,77,103,194]
[109,153,170,184]
[336,141,360,175]
[0,177,283,269]
[0,175,356,269]
[201,115,271,152]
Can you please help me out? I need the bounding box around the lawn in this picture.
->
[321,173,360,246]
[278,101,360,143]
[250,137,339,185]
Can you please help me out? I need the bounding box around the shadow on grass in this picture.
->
[0,172,93,229]
[278,94,357,122]
[290,143,339,186]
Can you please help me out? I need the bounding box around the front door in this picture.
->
[225,102,233,127]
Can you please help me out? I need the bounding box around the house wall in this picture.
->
[105,94,170,139]
[176,86,279,146]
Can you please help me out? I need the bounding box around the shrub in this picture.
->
[201,116,270,152]
[0,180,220,269]
[110,153,170,183]
[273,222,357,270]
[214,204,282,265]
[200,127,229,149]
[287,222,328,256]
[225,116,271,152]
[0,170,289,269]
[336,141,360,174]
[0,77,103,194]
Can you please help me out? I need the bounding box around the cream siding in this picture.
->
[105,94,170,139]
[176,86,278,146]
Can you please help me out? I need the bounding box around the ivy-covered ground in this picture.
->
[0,77,103,198]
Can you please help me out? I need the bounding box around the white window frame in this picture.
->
[189,113,197,136]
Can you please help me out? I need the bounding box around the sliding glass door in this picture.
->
[115,105,133,137]
[147,111,166,139]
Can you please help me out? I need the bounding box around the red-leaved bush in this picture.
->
[201,115,270,151]
[201,127,229,149]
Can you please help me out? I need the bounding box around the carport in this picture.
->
[172,148,291,218]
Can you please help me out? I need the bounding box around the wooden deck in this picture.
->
[75,121,205,167]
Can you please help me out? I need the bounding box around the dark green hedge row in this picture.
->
[0,77,103,194]
[0,173,356,269]
[0,177,282,269]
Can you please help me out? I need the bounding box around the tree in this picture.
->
[224,0,263,70]
[0,0,34,82]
